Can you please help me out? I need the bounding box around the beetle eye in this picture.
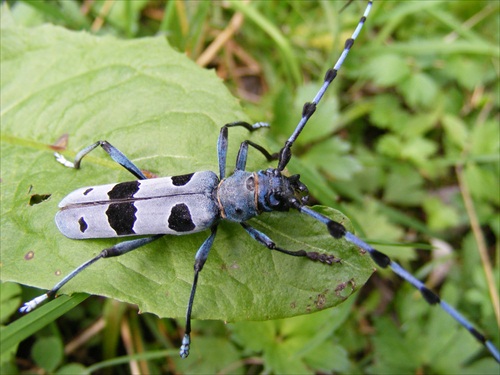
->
[269,194,280,207]
[245,176,255,191]
[269,194,281,207]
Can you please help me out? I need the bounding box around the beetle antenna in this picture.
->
[277,0,372,171]
[295,203,500,363]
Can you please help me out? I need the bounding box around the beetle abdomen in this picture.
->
[56,171,220,239]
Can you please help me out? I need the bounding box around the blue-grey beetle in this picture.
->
[20,1,499,362]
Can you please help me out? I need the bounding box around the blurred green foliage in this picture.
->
[2,0,499,373]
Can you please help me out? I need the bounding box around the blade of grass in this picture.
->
[1,294,88,356]
[456,163,500,327]
[373,1,444,45]
[20,0,86,28]
[228,1,301,86]
[365,40,499,57]
[82,350,178,375]
[426,7,484,44]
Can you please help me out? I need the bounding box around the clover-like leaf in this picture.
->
[0,20,373,321]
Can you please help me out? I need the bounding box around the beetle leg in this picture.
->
[217,121,273,179]
[180,225,218,358]
[240,222,338,265]
[55,140,147,180]
[19,235,164,313]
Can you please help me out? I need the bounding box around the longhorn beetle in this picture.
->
[20,0,500,362]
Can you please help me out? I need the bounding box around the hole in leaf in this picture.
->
[29,194,51,206]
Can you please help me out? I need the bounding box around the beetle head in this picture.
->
[256,168,309,212]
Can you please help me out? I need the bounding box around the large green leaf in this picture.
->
[0,20,373,321]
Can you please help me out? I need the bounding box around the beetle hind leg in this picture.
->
[55,140,147,180]
[19,235,163,313]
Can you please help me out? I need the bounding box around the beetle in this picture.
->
[19,0,499,362]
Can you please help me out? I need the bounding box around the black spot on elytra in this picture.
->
[78,217,88,233]
[106,203,137,235]
[83,188,93,195]
[168,203,195,232]
[171,173,194,186]
[108,181,140,199]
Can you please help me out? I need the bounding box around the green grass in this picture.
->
[1,0,499,374]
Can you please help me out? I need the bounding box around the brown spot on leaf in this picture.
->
[335,278,355,300]
[314,290,329,309]
[50,133,69,151]
[141,169,158,179]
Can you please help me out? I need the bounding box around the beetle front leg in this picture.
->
[217,121,273,179]
[240,222,339,265]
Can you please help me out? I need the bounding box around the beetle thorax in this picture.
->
[217,170,259,222]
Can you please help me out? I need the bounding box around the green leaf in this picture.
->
[369,94,411,131]
[0,282,21,324]
[442,114,469,149]
[0,23,373,321]
[363,54,411,87]
[171,336,242,374]
[400,137,438,165]
[302,138,362,181]
[383,165,425,206]
[422,197,460,231]
[229,297,357,373]
[382,282,495,373]
[376,134,403,158]
[32,336,64,372]
[464,163,500,205]
[445,56,496,90]
[470,119,500,156]
[304,342,350,373]
[400,72,438,109]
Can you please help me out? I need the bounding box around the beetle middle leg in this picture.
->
[180,225,218,358]
[235,140,278,171]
